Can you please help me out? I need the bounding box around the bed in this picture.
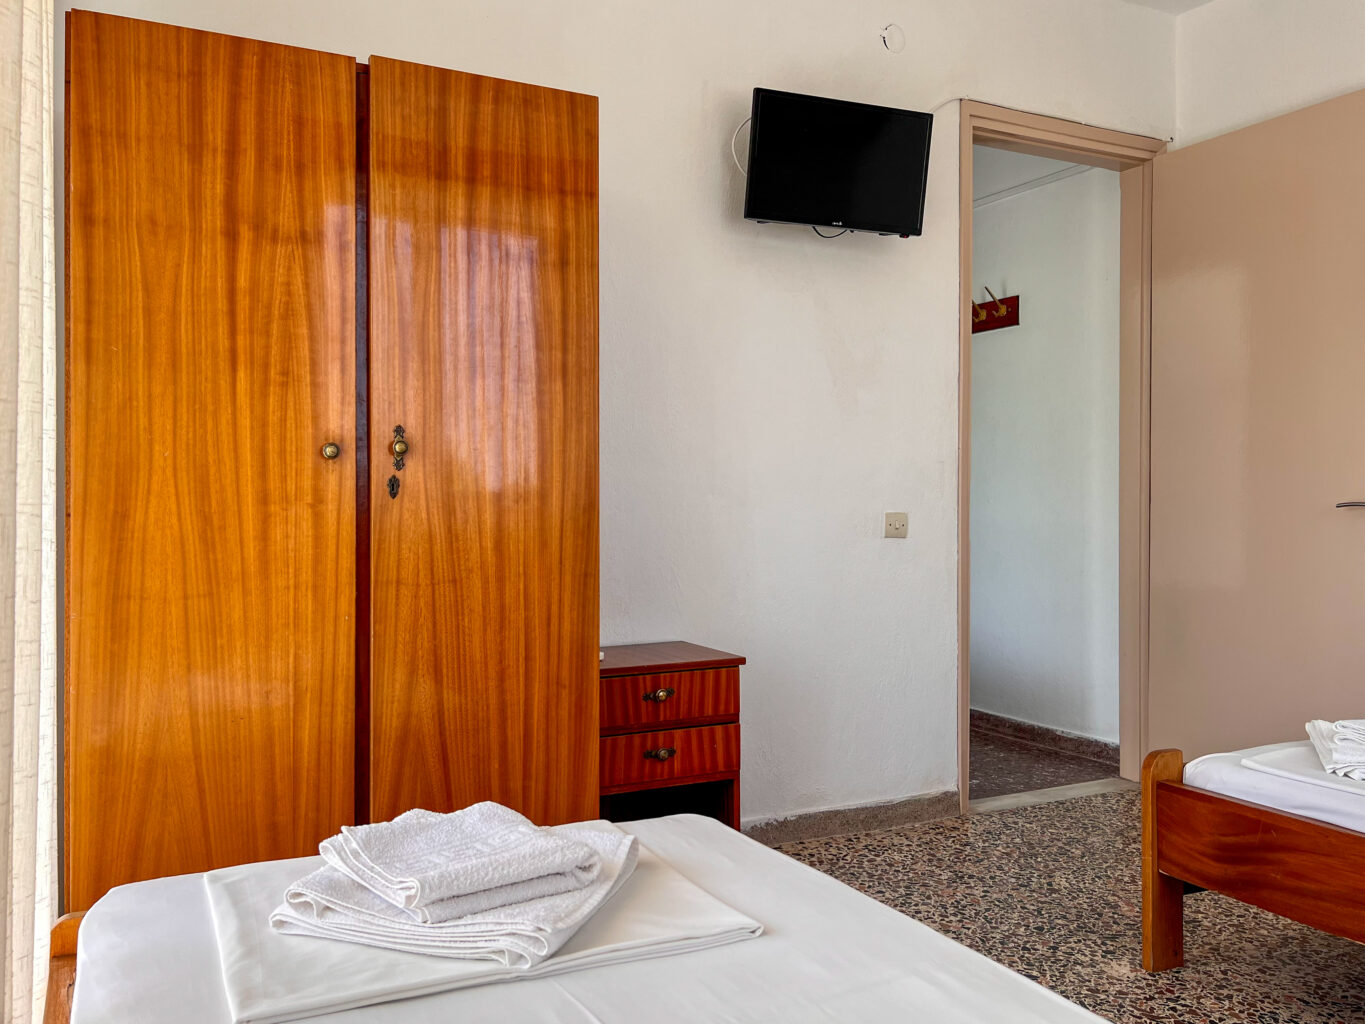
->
[51,813,1105,1024]
[1141,743,1365,971]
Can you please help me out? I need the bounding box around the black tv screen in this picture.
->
[743,88,932,237]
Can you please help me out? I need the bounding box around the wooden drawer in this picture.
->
[600,723,740,791]
[599,668,739,735]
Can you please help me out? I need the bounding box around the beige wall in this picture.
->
[1149,88,1365,757]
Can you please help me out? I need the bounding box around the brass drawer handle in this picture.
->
[320,442,341,460]
[644,747,677,761]
[643,687,676,703]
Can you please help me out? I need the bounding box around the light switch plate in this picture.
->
[884,512,908,539]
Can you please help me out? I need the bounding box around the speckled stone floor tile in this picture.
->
[779,790,1365,1023]
[970,726,1118,799]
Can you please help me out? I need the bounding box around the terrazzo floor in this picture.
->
[779,790,1365,1023]
[970,725,1118,799]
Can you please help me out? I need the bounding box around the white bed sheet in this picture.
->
[73,814,1106,1024]
[1183,741,1365,834]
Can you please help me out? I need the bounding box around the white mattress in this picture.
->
[73,814,1105,1024]
[1183,741,1365,834]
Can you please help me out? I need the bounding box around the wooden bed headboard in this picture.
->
[44,912,83,1024]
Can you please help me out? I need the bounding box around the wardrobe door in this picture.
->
[66,12,357,910]
[367,58,599,825]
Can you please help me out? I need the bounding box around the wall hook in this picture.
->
[971,287,1020,334]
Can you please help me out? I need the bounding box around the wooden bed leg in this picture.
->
[1142,749,1185,971]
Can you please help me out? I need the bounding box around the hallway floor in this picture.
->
[969,723,1118,799]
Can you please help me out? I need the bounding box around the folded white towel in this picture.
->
[320,803,602,922]
[208,828,761,1024]
[273,822,637,966]
[1335,719,1365,744]
[1306,719,1365,781]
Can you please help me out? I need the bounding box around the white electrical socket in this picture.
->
[884,512,908,539]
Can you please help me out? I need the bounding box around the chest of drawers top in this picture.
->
[600,641,746,678]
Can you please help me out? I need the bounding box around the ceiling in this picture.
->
[1116,0,1215,13]
[972,147,1087,203]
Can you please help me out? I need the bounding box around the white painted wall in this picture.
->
[55,0,1175,824]
[970,158,1121,742]
[1176,0,1365,144]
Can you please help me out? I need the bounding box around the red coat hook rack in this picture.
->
[971,286,1020,333]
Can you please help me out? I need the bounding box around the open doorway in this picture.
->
[967,147,1122,800]
[956,103,1166,811]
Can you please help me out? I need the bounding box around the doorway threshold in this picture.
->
[969,777,1137,815]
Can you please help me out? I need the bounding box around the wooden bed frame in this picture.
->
[1142,748,1365,970]
[44,912,83,1024]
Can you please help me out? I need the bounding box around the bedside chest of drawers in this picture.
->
[598,642,745,829]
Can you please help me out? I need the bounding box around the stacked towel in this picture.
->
[208,828,761,1024]
[320,804,603,922]
[1306,719,1365,780]
[271,806,638,967]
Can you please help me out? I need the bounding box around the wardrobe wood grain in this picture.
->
[367,58,599,825]
[65,11,358,911]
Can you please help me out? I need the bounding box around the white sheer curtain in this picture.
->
[0,0,58,1021]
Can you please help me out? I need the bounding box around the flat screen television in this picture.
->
[743,88,933,237]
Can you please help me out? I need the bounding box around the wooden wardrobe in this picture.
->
[64,11,599,912]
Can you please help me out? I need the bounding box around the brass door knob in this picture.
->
[321,442,341,460]
[392,438,409,457]
[644,747,677,761]
[643,687,676,703]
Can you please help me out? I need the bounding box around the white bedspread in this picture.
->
[210,836,757,1023]
[73,814,1107,1024]
[1184,741,1365,834]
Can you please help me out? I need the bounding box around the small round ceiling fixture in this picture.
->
[881,23,906,53]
